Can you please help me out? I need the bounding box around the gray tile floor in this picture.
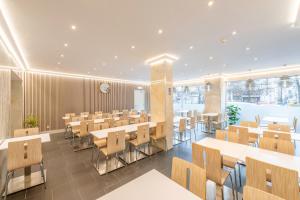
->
[7,128,299,200]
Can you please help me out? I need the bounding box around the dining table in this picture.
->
[262,116,289,124]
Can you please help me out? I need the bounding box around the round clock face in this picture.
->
[100,83,110,93]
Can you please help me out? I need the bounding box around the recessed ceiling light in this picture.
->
[189,46,194,50]
[87,71,90,74]
[254,57,258,61]
[184,63,188,66]
[131,45,135,49]
[114,55,118,59]
[232,31,237,36]
[93,67,97,71]
[208,1,214,7]
[130,67,134,71]
[64,43,68,47]
[102,62,107,66]
[60,54,64,58]
[71,25,77,30]
[246,47,251,51]
[209,56,214,60]
[158,29,163,34]
[57,62,61,65]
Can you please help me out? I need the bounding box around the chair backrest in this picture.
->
[114,120,123,127]
[189,117,196,129]
[277,140,295,155]
[228,125,238,132]
[263,130,291,140]
[106,130,126,155]
[79,121,88,137]
[136,124,150,145]
[14,128,39,137]
[227,131,239,143]
[87,121,94,132]
[95,111,102,115]
[192,143,205,168]
[7,138,42,171]
[246,157,269,192]
[243,185,284,200]
[154,121,165,139]
[259,137,276,151]
[240,121,258,128]
[271,164,300,200]
[205,147,222,184]
[104,118,114,128]
[215,130,226,140]
[238,127,249,145]
[179,119,186,132]
[100,122,109,130]
[268,124,290,132]
[171,157,206,199]
[278,132,291,140]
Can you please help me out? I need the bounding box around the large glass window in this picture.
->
[173,85,205,113]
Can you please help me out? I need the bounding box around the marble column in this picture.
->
[147,54,178,150]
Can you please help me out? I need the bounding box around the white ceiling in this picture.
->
[3,0,300,81]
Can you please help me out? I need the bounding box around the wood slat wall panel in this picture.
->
[0,69,11,140]
[23,72,149,131]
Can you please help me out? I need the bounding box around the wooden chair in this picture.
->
[268,124,290,132]
[73,121,91,149]
[277,140,295,155]
[216,130,226,140]
[150,122,166,151]
[104,118,114,128]
[174,118,188,142]
[13,128,39,137]
[259,137,276,151]
[243,186,284,200]
[3,138,46,200]
[227,131,239,143]
[171,157,206,199]
[95,111,102,115]
[98,130,126,174]
[237,126,249,145]
[240,121,258,128]
[192,144,236,199]
[186,117,196,140]
[71,116,83,122]
[129,124,150,158]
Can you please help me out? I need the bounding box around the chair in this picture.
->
[95,111,102,115]
[171,157,206,199]
[186,117,196,140]
[98,130,126,174]
[227,131,239,143]
[212,113,226,131]
[73,121,91,149]
[3,139,46,200]
[215,130,226,140]
[259,137,276,151]
[292,117,298,132]
[192,144,236,199]
[129,124,150,158]
[240,121,258,128]
[71,116,83,122]
[174,118,188,142]
[150,122,166,151]
[243,185,284,200]
[104,118,114,128]
[237,127,249,145]
[196,112,205,130]
[268,124,290,132]
[13,127,39,137]
[277,140,295,155]
[263,130,291,141]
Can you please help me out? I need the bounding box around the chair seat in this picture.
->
[94,139,107,148]
[100,147,108,156]
[222,156,237,168]
[129,139,148,147]
[75,132,89,137]
[72,129,80,134]
[248,137,257,144]
[220,170,230,185]
[151,135,165,140]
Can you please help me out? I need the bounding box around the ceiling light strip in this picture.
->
[0,2,28,69]
[290,0,300,25]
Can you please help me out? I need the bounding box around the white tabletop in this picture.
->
[0,133,51,150]
[201,113,218,117]
[196,138,300,177]
[173,116,190,123]
[90,122,157,139]
[262,116,289,124]
[62,114,89,120]
[97,169,201,200]
[68,117,120,127]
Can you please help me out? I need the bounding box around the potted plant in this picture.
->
[24,115,39,128]
[226,105,241,125]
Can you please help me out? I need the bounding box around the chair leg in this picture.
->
[91,145,95,162]
[228,173,236,200]
[40,161,46,189]
[3,171,12,200]
[238,163,242,187]
[105,156,109,174]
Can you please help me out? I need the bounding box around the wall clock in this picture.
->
[100,83,110,93]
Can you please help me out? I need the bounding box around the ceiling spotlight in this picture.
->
[60,54,64,58]
[57,62,61,65]
[114,55,118,60]
[189,46,194,50]
[131,45,135,49]
[64,43,68,47]
[93,67,97,71]
[254,57,258,61]
[158,29,163,34]
[184,63,188,67]
[130,67,134,71]
[208,1,214,7]
[209,56,214,60]
[71,25,77,30]
[87,71,90,74]
[232,31,237,36]
[246,47,251,51]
